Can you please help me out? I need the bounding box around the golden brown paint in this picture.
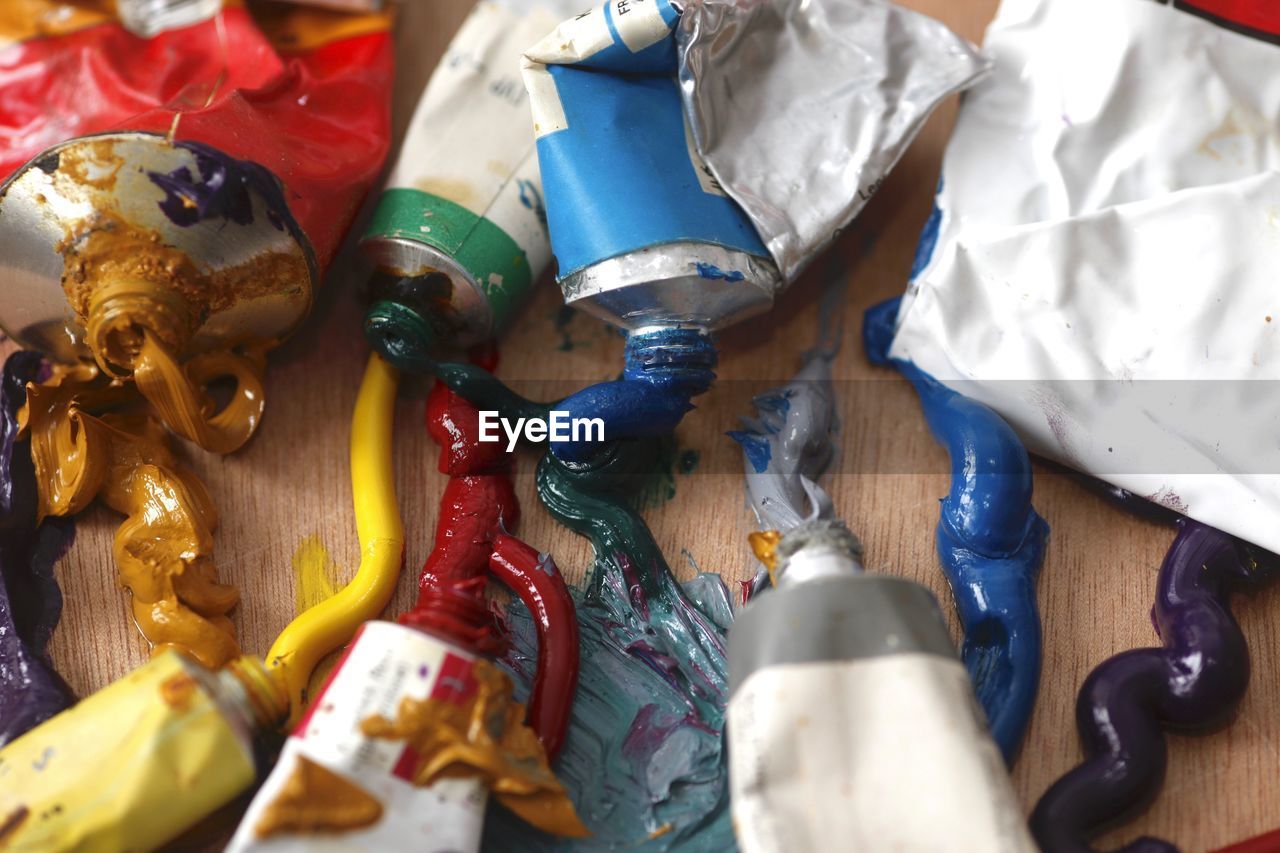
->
[22,365,241,669]
[749,529,782,577]
[254,755,384,838]
[360,659,588,838]
[56,205,299,454]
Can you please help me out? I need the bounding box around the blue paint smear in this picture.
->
[863,297,1047,763]
[908,181,945,282]
[725,431,772,474]
[694,263,745,282]
[484,564,735,851]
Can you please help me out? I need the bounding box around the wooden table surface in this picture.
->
[23,1,1280,849]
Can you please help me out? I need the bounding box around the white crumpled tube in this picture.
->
[887,0,1280,553]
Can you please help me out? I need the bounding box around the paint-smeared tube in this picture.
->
[883,0,1280,557]
[0,651,286,851]
[727,530,1035,853]
[228,621,586,851]
[523,0,781,334]
[363,0,580,362]
[0,1,392,454]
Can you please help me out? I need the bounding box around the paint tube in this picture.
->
[0,650,286,852]
[406,0,987,462]
[0,352,402,850]
[363,0,580,358]
[0,1,392,455]
[229,620,585,851]
[521,0,987,330]
[883,0,1280,556]
[523,0,781,335]
[726,526,1035,853]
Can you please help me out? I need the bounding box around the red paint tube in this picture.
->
[0,1,392,451]
[402,348,579,758]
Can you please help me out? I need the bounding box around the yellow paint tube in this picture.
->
[0,652,286,851]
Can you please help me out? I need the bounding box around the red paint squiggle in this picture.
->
[401,346,579,758]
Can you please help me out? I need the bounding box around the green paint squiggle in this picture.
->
[483,439,736,851]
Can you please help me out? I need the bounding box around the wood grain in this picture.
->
[20,0,1280,849]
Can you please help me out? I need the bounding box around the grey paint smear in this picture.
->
[728,271,847,535]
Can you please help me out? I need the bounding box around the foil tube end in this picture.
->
[559,242,781,332]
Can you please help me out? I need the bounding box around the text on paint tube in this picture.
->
[478,411,605,452]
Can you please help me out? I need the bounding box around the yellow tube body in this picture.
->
[0,653,259,852]
[266,354,404,720]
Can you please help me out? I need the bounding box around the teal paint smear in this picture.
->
[483,439,737,851]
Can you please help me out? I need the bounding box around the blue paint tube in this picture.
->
[516,0,782,461]
[864,296,1048,763]
[523,0,782,334]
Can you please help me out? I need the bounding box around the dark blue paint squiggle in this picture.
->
[1031,519,1279,852]
[366,318,717,463]
[0,352,75,746]
[864,297,1047,762]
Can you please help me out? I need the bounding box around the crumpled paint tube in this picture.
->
[881,0,1280,557]
[388,0,984,464]
[727,312,1031,851]
[1031,519,1280,852]
[0,352,75,746]
[0,1,391,454]
[864,297,1047,763]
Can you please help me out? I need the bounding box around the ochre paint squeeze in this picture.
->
[22,365,239,668]
[0,354,405,852]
